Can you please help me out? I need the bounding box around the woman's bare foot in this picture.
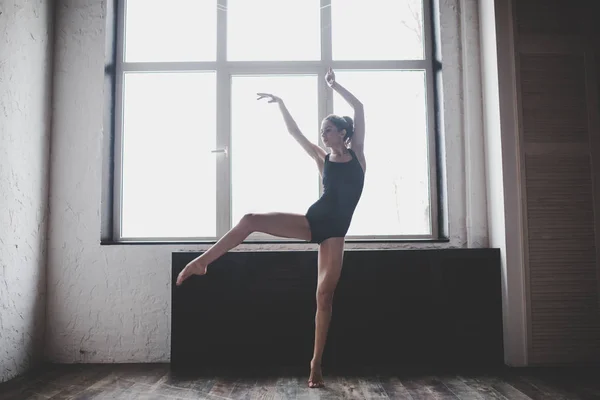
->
[176,259,207,286]
[308,362,324,388]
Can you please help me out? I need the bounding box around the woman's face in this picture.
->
[320,119,345,148]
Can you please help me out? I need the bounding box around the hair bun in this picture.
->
[342,116,354,135]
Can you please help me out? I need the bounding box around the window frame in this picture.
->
[111,0,439,242]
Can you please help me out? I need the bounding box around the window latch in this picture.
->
[210,146,228,157]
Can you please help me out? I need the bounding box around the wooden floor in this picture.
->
[1,364,599,399]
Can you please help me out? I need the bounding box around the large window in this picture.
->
[113,0,438,241]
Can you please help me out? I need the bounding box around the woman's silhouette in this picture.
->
[177,68,366,388]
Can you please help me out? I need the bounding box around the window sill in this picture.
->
[100,238,451,246]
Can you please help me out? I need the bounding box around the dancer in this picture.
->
[176,68,366,388]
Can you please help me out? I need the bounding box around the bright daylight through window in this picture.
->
[114,0,437,241]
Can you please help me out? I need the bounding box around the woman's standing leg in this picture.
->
[176,212,312,285]
[309,237,345,388]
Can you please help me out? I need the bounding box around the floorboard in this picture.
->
[0,364,598,400]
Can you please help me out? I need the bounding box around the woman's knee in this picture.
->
[238,213,259,232]
[316,285,335,309]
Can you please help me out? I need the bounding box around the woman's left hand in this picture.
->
[325,67,336,87]
[256,93,282,103]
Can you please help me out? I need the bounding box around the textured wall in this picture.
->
[47,0,477,363]
[0,0,53,383]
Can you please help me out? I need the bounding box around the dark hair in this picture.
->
[325,114,354,143]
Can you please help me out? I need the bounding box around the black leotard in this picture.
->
[305,148,365,244]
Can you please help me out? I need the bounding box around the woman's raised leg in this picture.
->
[176,212,311,285]
[308,237,345,388]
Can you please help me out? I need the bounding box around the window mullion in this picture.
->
[321,0,333,63]
[319,0,333,197]
[423,0,439,238]
[113,0,127,240]
[216,0,230,238]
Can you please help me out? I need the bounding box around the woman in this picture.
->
[176,68,366,389]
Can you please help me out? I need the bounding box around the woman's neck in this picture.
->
[330,145,348,157]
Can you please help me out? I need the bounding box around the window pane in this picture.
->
[333,70,431,236]
[231,75,319,233]
[121,72,216,238]
[227,0,320,61]
[124,0,216,62]
[332,0,424,60]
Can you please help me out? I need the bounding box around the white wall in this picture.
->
[0,0,53,383]
[46,0,485,363]
[459,0,489,248]
[479,0,528,366]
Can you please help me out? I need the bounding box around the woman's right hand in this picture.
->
[257,93,282,104]
[325,67,336,87]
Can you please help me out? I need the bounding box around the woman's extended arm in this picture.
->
[326,68,365,152]
[257,93,326,163]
